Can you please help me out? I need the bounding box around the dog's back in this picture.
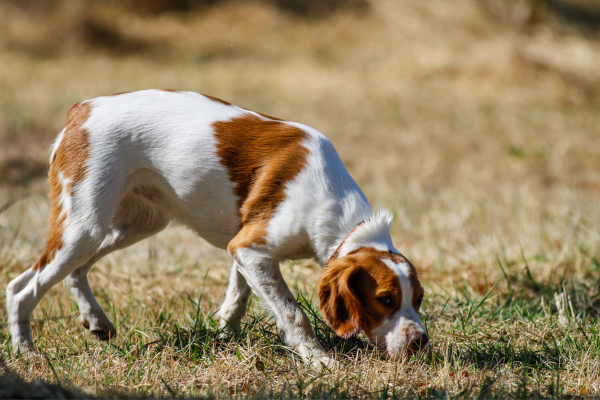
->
[45,89,354,252]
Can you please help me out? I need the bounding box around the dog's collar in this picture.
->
[323,221,365,268]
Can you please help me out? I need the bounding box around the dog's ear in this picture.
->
[318,258,365,338]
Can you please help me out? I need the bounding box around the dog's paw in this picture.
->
[215,315,241,338]
[309,354,340,370]
[90,326,117,341]
[81,317,117,341]
[11,339,35,355]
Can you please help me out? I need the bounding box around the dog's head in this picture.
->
[318,247,428,357]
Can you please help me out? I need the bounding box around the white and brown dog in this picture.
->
[6,90,428,363]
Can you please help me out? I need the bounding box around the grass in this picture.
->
[1,254,599,398]
[1,0,600,398]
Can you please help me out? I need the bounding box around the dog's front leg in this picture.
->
[216,261,251,334]
[231,247,332,366]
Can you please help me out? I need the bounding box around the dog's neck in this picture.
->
[316,208,396,266]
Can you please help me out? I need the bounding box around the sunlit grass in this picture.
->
[1,0,600,398]
[1,222,599,399]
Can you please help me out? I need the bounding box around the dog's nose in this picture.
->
[408,332,429,353]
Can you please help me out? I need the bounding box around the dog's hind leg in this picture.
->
[216,261,251,334]
[6,203,117,352]
[4,100,117,351]
[65,186,170,341]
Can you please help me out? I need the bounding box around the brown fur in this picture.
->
[203,94,283,121]
[323,222,364,267]
[212,113,308,252]
[318,248,423,338]
[255,112,282,121]
[317,260,367,338]
[348,247,424,308]
[35,102,92,270]
[408,264,423,309]
[204,94,232,106]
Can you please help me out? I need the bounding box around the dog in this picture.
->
[6,89,428,363]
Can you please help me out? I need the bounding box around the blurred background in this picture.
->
[0,0,599,304]
[1,1,600,394]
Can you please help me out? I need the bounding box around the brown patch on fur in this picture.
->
[348,247,424,309]
[324,221,365,267]
[227,224,268,250]
[318,247,425,338]
[241,106,283,121]
[232,104,284,121]
[160,89,181,93]
[34,102,92,270]
[318,251,403,338]
[212,113,308,252]
[203,94,232,106]
[255,112,283,121]
[109,92,130,96]
[408,265,424,309]
[203,94,283,121]
[57,102,92,189]
[347,247,407,264]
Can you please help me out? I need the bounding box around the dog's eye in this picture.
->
[378,296,392,306]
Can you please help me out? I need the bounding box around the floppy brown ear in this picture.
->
[317,260,365,338]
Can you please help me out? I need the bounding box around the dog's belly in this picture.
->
[154,137,242,249]
[147,153,243,249]
[117,164,241,250]
[175,178,242,250]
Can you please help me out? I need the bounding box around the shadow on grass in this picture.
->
[2,256,598,399]
[438,340,565,372]
[151,291,375,363]
[1,358,597,400]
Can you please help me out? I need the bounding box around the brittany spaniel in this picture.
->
[6,90,428,364]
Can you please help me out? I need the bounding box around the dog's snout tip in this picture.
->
[408,332,429,352]
[385,333,430,358]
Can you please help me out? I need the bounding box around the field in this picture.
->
[1,0,600,398]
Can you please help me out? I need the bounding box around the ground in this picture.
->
[0,0,599,398]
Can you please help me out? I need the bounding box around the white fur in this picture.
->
[49,127,66,164]
[5,90,408,364]
[338,209,396,256]
[370,259,428,356]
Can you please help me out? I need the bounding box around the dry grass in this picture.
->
[1,0,600,398]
